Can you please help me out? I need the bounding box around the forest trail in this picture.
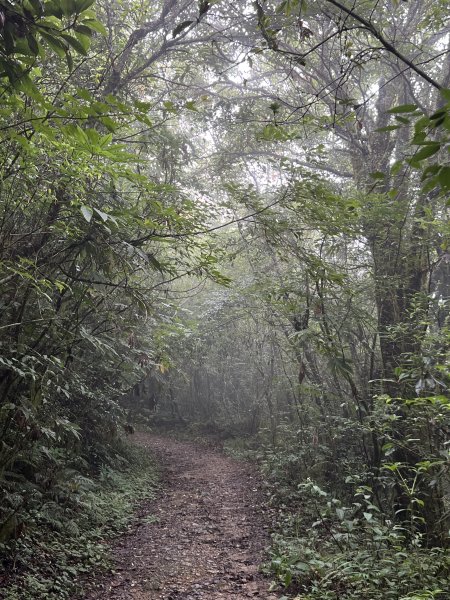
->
[86,432,280,600]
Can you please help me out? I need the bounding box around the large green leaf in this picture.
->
[60,33,90,55]
[81,205,93,222]
[387,103,418,114]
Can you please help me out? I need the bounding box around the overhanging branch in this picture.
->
[324,0,442,90]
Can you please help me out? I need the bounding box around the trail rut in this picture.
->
[86,433,279,599]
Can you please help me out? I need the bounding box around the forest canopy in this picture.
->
[0,0,449,598]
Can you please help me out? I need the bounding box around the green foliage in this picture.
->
[266,480,449,600]
[0,0,224,574]
[0,0,104,86]
[385,90,450,194]
[1,442,158,599]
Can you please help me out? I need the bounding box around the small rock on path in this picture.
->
[86,432,280,599]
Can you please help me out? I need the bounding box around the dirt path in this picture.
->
[86,432,279,599]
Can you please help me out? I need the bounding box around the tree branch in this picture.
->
[324,0,442,90]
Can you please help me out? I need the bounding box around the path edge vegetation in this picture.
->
[1,439,159,599]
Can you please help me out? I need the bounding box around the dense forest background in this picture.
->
[0,0,449,598]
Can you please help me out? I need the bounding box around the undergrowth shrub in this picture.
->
[0,442,158,600]
[265,479,449,600]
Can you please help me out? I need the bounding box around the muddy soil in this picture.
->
[85,432,280,599]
